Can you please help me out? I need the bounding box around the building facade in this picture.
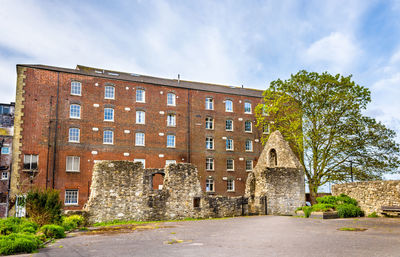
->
[10,64,266,210]
[0,102,15,217]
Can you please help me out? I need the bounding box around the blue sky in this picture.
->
[1,1,400,166]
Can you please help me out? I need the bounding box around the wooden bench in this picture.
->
[381,206,400,216]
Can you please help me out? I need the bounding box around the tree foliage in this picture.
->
[256,70,400,203]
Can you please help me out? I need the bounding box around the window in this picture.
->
[227,179,235,191]
[245,140,253,151]
[206,178,214,192]
[205,117,214,130]
[244,102,252,113]
[71,81,81,96]
[206,137,214,150]
[1,147,9,154]
[263,123,270,134]
[226,120,233,131]
[206,158,214,170]
[69,104,81,119]
[134,159,146,168]
[103,130,113,144]
[136,111,145,124]
[226,139,234,151]
[136,89,145,102]
[245,121,252,132]
[0,106,10,114]
[135,132,145,146]
[69,128,80,143]
[104,108,114,121]
[167,114,176,127]
[166,160,176,166]
[227,159,234,171]
[167,93,176,106]
[105,86,115,99]
[66,156,80,172]
[1,172,8,180]
[225,100,233,112]
[246,160,253,171]
[262,105,269,116]
[23,154,38,170]
[205,98,213,110]
[167,135,176,148]
[65,190,78,205]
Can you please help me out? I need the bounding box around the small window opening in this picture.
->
[193,197,201,208]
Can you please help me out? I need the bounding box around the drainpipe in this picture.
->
[45,97,53,189]
[52,73,60,189]
[187,88,191,163]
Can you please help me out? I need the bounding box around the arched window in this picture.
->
[269,149,277,167]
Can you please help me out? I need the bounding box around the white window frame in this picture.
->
[167,114,176,127]
[206,158,214,171]
[244,121,252,133]
[205,98,214,110]
[227,179,235,192]
[136,89,145,103]
[245,140,253,152]
[244,102,252,114]
[226,139,234,151]
[135,132,145,146]
[246,160,253,172]
[206,178,214,192]
[134,159,146,168]
[205,117,214,130]
[66,156,80,172]
[104,108,114,122]
[167,93,176,106]
[105,85,115,99]
[225,100,233,112]
[206,137,214,150]
[226,159,234,171]
[165,160,176,166]
[23,154,38,170]
[69,104,81,119]
[263,123,270,134]
[65,190,78,205]
[1,171,8,180]
[167,135,176,148]
[226,119,233,131]
[68,128,80,143]
[136,111,145,124]
[71,81,81,96]
[103,130,114,145]
[1,147,10,154]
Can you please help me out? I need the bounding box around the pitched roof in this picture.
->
[17,64,264,98]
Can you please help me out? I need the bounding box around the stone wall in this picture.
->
[85,161,246,223]
[332,180,400,215]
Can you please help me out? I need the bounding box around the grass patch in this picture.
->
[368,212,379,218]
[166,239,184,244]
[93,217,231,227]
[338,227,367,231]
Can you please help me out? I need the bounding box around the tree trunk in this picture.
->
[308,184,318,205]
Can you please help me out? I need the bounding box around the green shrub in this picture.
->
[316,195,338,205]
[62,215,85,231]
[316,194,358,207]
[40,225,65,239]
[336,194,358,206]
[0,233,42,255]
[26,188,63,226]
[0,217,38,235]
[336,204,363,218]
[311,203,335,212]
[302,206,312,218]
[368,212,379,218]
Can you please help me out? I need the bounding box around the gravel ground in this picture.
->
[14,216,400,257]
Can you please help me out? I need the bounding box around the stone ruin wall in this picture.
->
[332,180,400,215]
[85,161,245,223]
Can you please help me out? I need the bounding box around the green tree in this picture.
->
[256,70,400,204]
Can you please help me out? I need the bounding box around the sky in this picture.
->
[1,0,400,180]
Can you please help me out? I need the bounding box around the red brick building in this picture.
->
[11,64,266,210]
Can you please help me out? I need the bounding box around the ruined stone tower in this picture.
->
[245,131,305,215]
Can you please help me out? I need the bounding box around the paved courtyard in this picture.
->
[17,216,400,257]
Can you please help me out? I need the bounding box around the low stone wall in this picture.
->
[332,180,400,215]
[85,161,246,223]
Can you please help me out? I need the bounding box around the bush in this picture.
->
[40,225,65,239]
[0,233,42,255]
[0,217,38,235]
[336,204,364,218]
[316,195,338,205]
[302,206,312,218]
[311,203,335,212]
[368,212,379,218]
[62,215,85,231]
[26,188,63,226]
